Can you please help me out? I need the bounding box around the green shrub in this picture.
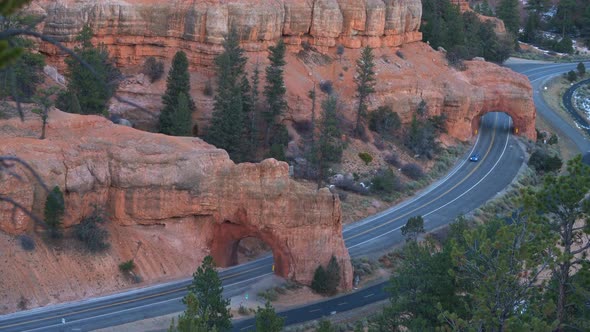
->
[368,105,401,139]
[401,163,425,180]
[75,207,109,252]
[142,56,164,83]
[118,259,135,273]
[311,265,329,294]
[567,70,578,82]
[528,149,562,173]
[371,168,402,194]
[358,152,373,165]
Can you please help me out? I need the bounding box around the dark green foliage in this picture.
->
[142,56,164,83]
[368,105,401,139]
[187,255,232,331]
[75,207,109,252]
[371,168,402,194]
[263,39,287,138]
[535,156,590,329]
[553,36,574,54]
[311,265,329,295]
[405,114,439,159]
[118,259,135,273]
[18,234,35,251]
[567,70,578,82]
[316,320,336,332]
[55,90,82,114]
[62,26,120,115]
[160,51,195,136]
[422,0,513,64]
[206,28,253,162]
[370,240,462,331]
[354,47,376,137]
[312,95,344,187]
[401,215,425,241]
[266,123,289,161]
[169,292,214,332]
[474,0,494,16]
[32,87,59,139]
[0,49,44,102]
[319,80,333,95]
[44,186,64,239]
[547,133,558,145]
[497,0,520,35]
[255,301,284,332]
[401,163,425,180]
[325,256,341,295]
[358,152,373,165]
[528,149,563,173]
[577,62,586,76]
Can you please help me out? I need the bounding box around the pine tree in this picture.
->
[325,255,341,295]
[160,51,195,135]
[169,292,214,332]
[314,95,343,188]
[187,256,232,331]
[44,186,65,239]
[205,27,249,162]
[263,39,287,145]
[171,92,192,136]
[497,0,520,35]
[255,301,284,332]
[32,87,59,139]
[535,156,590,330]
[311,265,329,294]
[63,25,121,115]
[354,46,376,137]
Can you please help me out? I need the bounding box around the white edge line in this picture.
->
[348,116,512,250]
[21,273,274,332]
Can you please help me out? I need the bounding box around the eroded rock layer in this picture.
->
[0,111,352,312]
[30,0,422,67]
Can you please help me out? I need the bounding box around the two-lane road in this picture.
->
[0,111,524,332]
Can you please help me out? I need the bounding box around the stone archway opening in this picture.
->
[470,111,515,137]
[209,220,291,278]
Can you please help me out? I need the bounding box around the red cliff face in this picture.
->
[31,0,422,67]
[0,111,352,312]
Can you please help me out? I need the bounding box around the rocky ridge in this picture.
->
[0,111,352,312]
[30,0,422,67]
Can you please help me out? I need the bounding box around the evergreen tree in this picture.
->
[255,301,284,332]
[497,0,520,36]
[325,255,341,295]
[535,156,590,330]
[160,51,195,135]
[187,256,232,331]
[263,39,287,145]
[311,265,329,294]
[44,186,64,239]
[169,292,214,332]
[205,27,249,162]
[553,0,576,37]
[400,215,425,242]
[313,95,343,188]
[0,47,44,102]
[577,62,586,77]
[32,87,58,139]
[171,92,192,136]
[353,46,376,137]
[63,25,120,115]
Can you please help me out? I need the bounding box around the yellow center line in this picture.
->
[0,264,268,329]
[2,115,505,330]
[344,113,499,242]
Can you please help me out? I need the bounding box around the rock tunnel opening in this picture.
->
[209,220,290,278]
[471,111,515,137]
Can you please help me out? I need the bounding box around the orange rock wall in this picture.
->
[30,0,422,67]
[0,111,352,312]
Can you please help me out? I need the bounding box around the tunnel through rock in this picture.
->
[209,220,290,277]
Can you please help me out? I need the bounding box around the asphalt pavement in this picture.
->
[4,59,586,332]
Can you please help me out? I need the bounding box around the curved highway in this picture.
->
[505,60,590,153]
[0,111,523,332]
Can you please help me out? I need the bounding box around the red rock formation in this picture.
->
[30,0,422,67]
[0,110,352,312]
